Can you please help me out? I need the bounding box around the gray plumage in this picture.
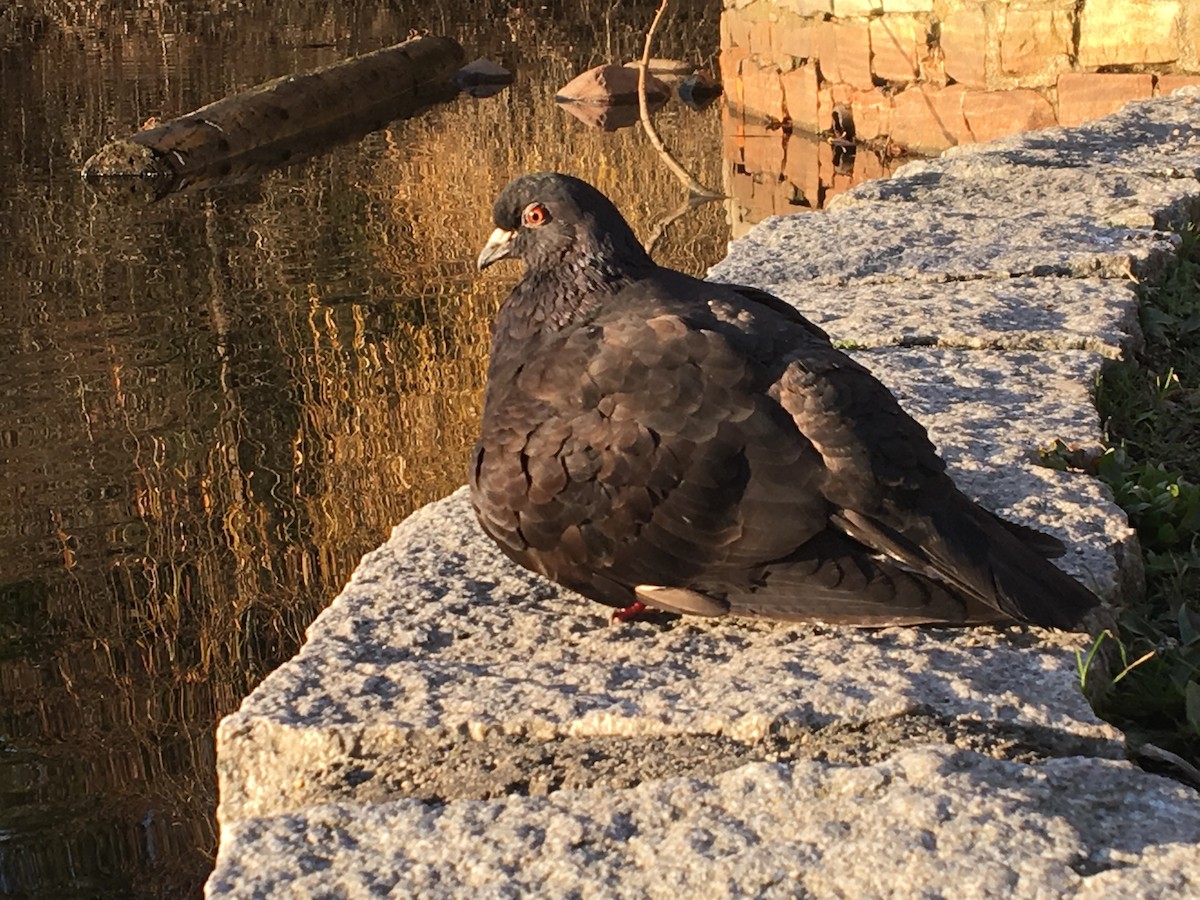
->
[471,172,1097,629]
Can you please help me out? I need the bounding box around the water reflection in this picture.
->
[0,1,727,896]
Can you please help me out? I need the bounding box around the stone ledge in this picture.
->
[207,94,1200,896]
[214,487,1125,826]
[209,747,1200,898]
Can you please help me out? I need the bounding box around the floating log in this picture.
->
[82,35,465,186]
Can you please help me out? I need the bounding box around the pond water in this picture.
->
[0,1,912,896]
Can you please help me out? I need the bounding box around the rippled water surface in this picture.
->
[0,1,737,895]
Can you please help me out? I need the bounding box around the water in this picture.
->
[0,0,915,894]
[0,1,737,896]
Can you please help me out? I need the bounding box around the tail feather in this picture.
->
[714,532,1007,626]
[916,500,1097,630]
[984,509,1067,559]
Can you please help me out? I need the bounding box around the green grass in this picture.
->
[1072,227,1200,772]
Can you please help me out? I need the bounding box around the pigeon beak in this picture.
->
[477,228,516,271]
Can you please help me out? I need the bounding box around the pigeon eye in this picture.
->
[522,203,550,227]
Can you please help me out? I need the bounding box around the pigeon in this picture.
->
[471,172,1098,630]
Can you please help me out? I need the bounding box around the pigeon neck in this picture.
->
[503,252,652,338]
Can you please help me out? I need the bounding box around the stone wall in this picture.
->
[720,0,1200,232]
[722,0,1200,149]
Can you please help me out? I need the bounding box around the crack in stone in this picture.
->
[308,709,1123,809]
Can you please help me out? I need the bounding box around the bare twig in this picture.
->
[644,191,724,257]
[637,0,722,200]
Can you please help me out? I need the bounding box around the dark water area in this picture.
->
[0,1,739,896]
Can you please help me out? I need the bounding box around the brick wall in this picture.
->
[722,0,1200,152]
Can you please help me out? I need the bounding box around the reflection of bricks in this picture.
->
[727,164,760,240]
[1158,74,1200,95]
[940,3,988,89]
[722,105,745,166]
[817,17,874,91]
[870,15,926,83]
[782,63,821,133]
[999,4,1074,80]
[742,127,786,178]
[963,89,1056,142]
[890,84,970,152]
[845,87,895,141]
[727,162,801,231]
[854,149,889,184]
[818,140,853,204]
[740,57,786,122]
[1077,0,1182,67]
[1058,73,1154,127]
[784,131,822,208]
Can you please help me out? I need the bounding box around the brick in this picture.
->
[1057,72,1154,127]
[939,3,989,89]
[870,14,927,83]
[999,4,1074,81]
[881,0,933,10]
[817,83,835,134]
[817,17,874,90]
[1158,74,1200,95]
[719,45,749,94]
[919,46,948,87]
[775,12,817,61]
[832,0,881,15]
[819,82,854,134]
[890,83,971,152]
[1185,3,1200,69]
[748,15,777,61]
[739,57,786,122]
[844,87,895,141]
[781,62,821,132]
[1077,0,1182,67]
[963,88,1056,142]
[783,0,834,15]
[723,10,751,50]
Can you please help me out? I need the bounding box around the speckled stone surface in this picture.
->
[214,487,1126,825]
[207,92,1200,898]
[209,748,1200,899]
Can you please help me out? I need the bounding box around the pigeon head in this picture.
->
[477,172,652,275]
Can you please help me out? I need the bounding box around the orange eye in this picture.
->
[522,202,550,227]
